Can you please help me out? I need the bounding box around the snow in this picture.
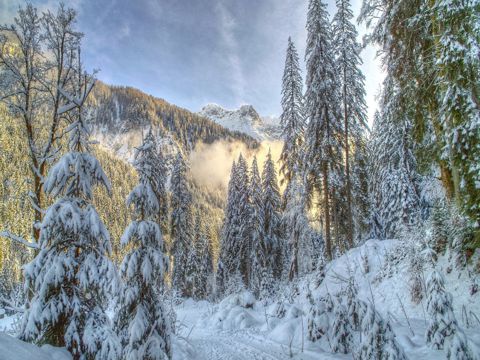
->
[0,333,71,360]
[174,239,480,359]
[2,240,479,359]
[198,104,281,140]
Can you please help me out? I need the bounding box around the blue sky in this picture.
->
[0,0,383,122]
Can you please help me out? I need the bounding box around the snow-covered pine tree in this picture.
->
[279,37,305,193]
[187,210,212,300]
[185,211,202,300]
[368,76,421,238]
[330,303,353,354]
[198,221,214,299]
[345,277,366,331]
[283,176,310,281]
[307,291,333,342]
[218,160,243,294]
[433,0,480,223]
[20,69,120,359]
[303,0,343,260]
[152,128,170,235]
[236,154,253,287]
[249,156,265,297]
[446,328,477,360]
[262,150,283,280]
[425,268,457,350]
[332,0,368,248]
[170,152,194,297]
[315,254,327,288]
[115,133,171,360]
[358,305,407,360]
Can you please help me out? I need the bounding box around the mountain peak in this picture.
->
[198,103,280,140]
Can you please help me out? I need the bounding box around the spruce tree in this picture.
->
[115,134,171,360]
[218,160,242,294]
[279,37,305,191]
[368,77,421,238]
[283,176,310,281]
[331,303,353,354]
[262,150,283,280]
[236,154,253,286]
[332,0,368,248]
[170,152,193,297]
[249,156,265,297]
[307,291,333,342]
[425,269,457,350]
[20,74,120,358]
[303,0,343,260]
[358,305,407,360]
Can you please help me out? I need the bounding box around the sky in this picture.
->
[0,0,384,123]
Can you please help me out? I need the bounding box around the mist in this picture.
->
[189,139,283,192]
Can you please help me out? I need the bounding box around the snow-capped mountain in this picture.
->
[198,104,282,141]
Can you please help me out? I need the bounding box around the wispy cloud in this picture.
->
[214,0,245,105]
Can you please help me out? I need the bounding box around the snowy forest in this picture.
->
[0,0,479,359]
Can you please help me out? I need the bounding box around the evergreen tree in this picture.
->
[330,303,353,354]
[218,160,242,294]
[446,329,477,360]
[359,0,480,229]
[425,269,457,350]
[20,73,120,358]
[152,128,170,235]
[303,0,343,260]
[283,176,310,281]
[358,305,407,360]
[332,0,368,248]
[236,154,253,286]
[307,291,333,342]
[368,77,421,238]
[115,134,171,360]
[262,150,283,280]
[279,37,305,191]
[170,152,193,297]
[249,156,265,297]
[345,277,365,331]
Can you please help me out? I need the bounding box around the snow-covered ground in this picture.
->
[1,240,479,359]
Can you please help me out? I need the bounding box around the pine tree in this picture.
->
[358,305,407,360]
[332,0,368,248]
[170,152,193,297]
[331,303,353,354]
[307,290,333,342]
[249,156,265,297]
[115,134,171,360]
[345,277,365,331]
[151,129,170,235]
[446,329,477,360]
[425,269,458,350]
[262,150,283,280]
[283,176,310,281]
[368,77,421,238]
[303,0,343,260]
[236,154,253,286]
[20,73,120,358]
[279,37,305,191]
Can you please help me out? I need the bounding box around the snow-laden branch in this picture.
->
[0,295,25,313]
[0,231,39,249]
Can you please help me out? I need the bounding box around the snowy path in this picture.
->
[176,301,335,360]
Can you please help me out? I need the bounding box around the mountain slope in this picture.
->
[198,104,281,141]
[89,83,259,156]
